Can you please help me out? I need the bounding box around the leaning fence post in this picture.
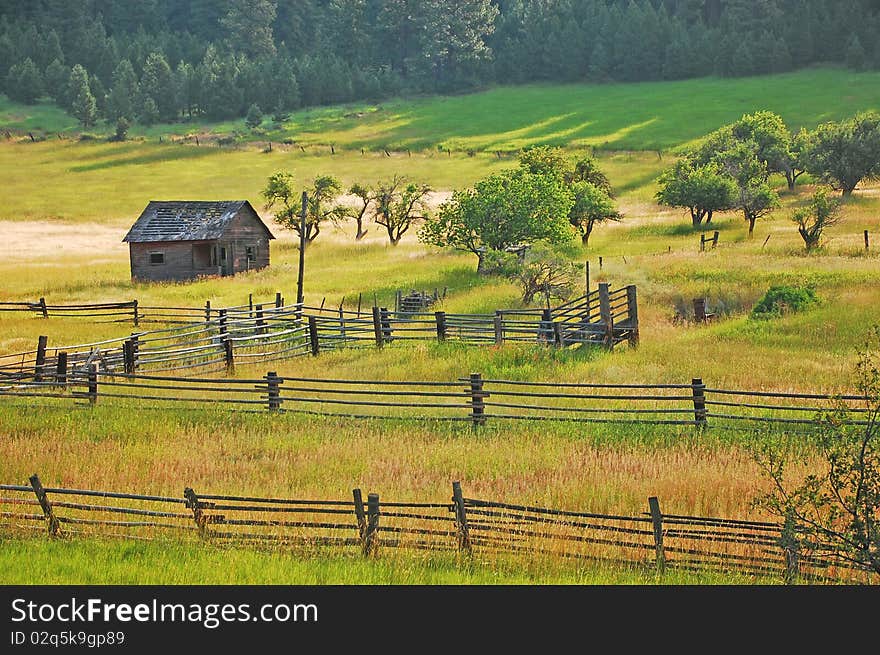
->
[308,315,320,356]
[372,306,384,348]
[648,496,665,574]
[781,512,800,585]
[712,231,719,248]
[266,371,281,411]
[364,493,380,556]
[353,488,367,550]
[598,283,613,349]
[39,297,48,318]
[55,351,67,386]
[626,285,639,347]
[452,481,471,554]
[184,487,207,539]
[468,373,487,427]
[34,335,48,382]
[132,299,139,326]
[435,311,447,342]
[87,364,98,405]
[29,474,60,536]
[691,378,707,427]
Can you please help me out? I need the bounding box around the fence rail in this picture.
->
[0,286,639,381]
[2,476,871,583]
[0,368,873,430]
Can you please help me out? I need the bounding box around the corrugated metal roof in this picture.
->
[122,200,274,243]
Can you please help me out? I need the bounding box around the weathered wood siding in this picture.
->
[127,205,271,281]
[129,242,217,281]
[225,207,271,274]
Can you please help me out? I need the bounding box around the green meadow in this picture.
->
[1,69,879,584]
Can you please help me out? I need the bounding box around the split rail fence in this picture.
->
[1,476,871,583]
[0,368,873,430]
[0,284,638,382]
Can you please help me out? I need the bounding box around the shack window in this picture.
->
[246,246,255,261]
[149,252,165,265]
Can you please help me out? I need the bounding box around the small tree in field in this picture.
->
[569,181,622,246]
[372,176,432,245]
[791,188,842,251]
[262,172,346,245]
[655,159,737,227]
[753,326,880,576]
[419,168,574,272]
[69,64,97,128]
[803,112,880,196]
[245,103,263,129]
[505,245,582,304]
[347,182,372,241]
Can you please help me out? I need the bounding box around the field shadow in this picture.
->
[69,145,218,173]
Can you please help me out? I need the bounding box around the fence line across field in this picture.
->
[1,476,871,583]
[0,285,640,382]
[0,366,874,430]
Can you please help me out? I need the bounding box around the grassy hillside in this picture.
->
[2,69,879,584]
[4,68,880,153]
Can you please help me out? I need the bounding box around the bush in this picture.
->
[750,285,818,318]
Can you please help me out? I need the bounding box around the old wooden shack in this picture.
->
[123,200,274,281]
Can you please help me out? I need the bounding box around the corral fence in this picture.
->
[0,369,873,430]
[0,284,639,381]
[1,476,871,583]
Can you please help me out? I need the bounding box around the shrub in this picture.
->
[750,285,818,318]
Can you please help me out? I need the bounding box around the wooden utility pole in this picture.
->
[296,191,307,306]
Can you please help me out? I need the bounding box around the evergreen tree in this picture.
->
[845,34,866,70]
[588,39,611,81]
[140,51,175,121]
[69,64,97,127]
[220,0,277,59]
[43,58,70,103]
[6,57,44,104]
[107,59,138,121]
[245,103,262,129]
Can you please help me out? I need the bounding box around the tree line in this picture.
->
[2,0,880,128]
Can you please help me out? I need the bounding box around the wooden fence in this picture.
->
[0,368,873,430]
[1,476,871,583]
[0,285,638,382]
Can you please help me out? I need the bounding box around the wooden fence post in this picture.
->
[223,339,234,374]
[130,334,139,372]
[452,481,471,554]
[123,339,134,374]
[275,291,282,308]
[693,298,707,323]
[781,512,800,585]
[380,308,392,342]
[372,306,384,348]
[353,488,367,551]
[865,230,870,252]
[218,309,227,337]
[29,474,60,536]
[700,233,706,252]
[648,496,665,574]
[691,378,707,427]
[248,293,253,314]
[204,301,211,322]
[255,304,266,334]
[88,364,98,405]
[552,321,564,347]
[184,487,207,539]
[55,351,67,386]
[435,311,447,342]
[626,285,639,347]
[469,373,487,427]
[585,260,590,295]
[598,283,613,349]
[39,296,48,318]
[540,308,553,344]
[132,299,139,326]
[494,312,504,345]
[364,493,380,556]
[712,231,719,248]
[308,315,320,356]
[266,371,281,411]
[34,335,48,382]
